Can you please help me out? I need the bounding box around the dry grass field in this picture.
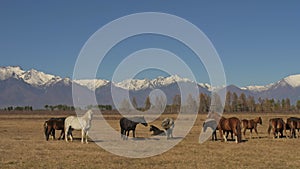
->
[1,111,300,169]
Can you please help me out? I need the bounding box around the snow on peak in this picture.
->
[20,69,61,87]
[115,75,195,90]
[241,85,270,92]
[282,74,300,88]
[74,79,109,90]
[0,66,62,87]
[115,78,152,90]
[0,66,24,80]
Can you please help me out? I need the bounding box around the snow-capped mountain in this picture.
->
[115,75,195,90]
[243,74,300,92]
[0,66,62,87]
[1,66,300,108]
[74,79,109,91]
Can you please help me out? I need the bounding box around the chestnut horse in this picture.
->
[241,117,262,139]
[286,117,300,138]
[218,117,242,143]
[203,113,233,141]
[267,118,286,139]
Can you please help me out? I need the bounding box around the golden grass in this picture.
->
[0,112,300,169]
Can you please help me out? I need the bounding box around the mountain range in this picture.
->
[1,66,300,109]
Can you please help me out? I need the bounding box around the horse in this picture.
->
[120,116,148,140]
[218,117,242,143]
[202,117,233,141]
[267,118,286,139]
[202,119,218,141]
[161,118,175,139]
[241,117,262,139]
[44,117,66,141]
[65,110,93,143]
[150,125,165,136]
[286,117,300,138]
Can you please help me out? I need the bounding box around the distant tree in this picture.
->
[199,93,210,113]
[154,95,166,112]
[120,99,131,113]
[285,98,291,112]
[172,94,181,113]
[296,100,300,111]
[211,92,223,113]
[247,95,255,112]
[224,91,232,113]
[185,93,197,113]
[132,97,138,110]
[231,92,238,112]
[144,96,151,111]
[238,93,247,112]
[44,105,49,110]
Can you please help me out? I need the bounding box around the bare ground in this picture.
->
[0,111,300,169]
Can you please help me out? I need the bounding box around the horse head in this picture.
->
[87,110,94,120]
[140,116,148,127]
[258,117,262,125]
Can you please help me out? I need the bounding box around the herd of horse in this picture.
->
[44,110,174,143]
[204,112,300,143]
[44,110,300,144]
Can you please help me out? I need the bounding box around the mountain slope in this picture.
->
[1,66,300,108]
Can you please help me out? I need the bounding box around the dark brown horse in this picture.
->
[242,117,262,139]
[286,117,300,138]
[268,118,286,139]
[218,117,242,143]
[44,117,67,141]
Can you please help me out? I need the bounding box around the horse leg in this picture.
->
[250,129,253,139]
[219,130,225,142]
[50,128,55,140]
[132,129,136,138]
[126,130,130,140]
[81,129,85,143]
[254,127,259,138]
[234,131,238,144]
[120,128,124,139]
[243,128,247,139]
[85,130,88,144]
[65,127,69,142]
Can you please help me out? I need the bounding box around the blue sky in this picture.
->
[0,1,299,87]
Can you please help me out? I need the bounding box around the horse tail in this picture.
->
[44,121,49,140]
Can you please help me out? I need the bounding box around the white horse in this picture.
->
[162,118,174,139]
[65,110,93,143]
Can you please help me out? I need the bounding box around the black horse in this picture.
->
[150,125,165,136]
[120,116,148,140]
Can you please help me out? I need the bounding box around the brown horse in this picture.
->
[267,118,286,139]
[44,117,67,141]
[286,117,300,138]
[202,116,233,141]
[218,117,242,143]
[242,117,262,139]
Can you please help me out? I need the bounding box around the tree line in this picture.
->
[2,92,300,113]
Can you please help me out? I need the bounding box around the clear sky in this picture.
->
[0,1,299,87]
